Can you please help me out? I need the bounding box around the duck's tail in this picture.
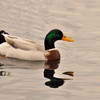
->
[0,30,9,35]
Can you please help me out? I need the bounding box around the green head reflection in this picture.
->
[44,60,74,88]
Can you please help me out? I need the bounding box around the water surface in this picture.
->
[0,0,100,100]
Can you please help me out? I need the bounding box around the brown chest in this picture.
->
[44,49,60,61]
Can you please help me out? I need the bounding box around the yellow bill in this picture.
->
[62,34,74,42]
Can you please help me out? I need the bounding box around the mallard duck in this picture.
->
[0,29,74,61]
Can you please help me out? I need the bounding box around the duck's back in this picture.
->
[0,42,45,61]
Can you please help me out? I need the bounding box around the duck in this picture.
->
[0,29,74,61]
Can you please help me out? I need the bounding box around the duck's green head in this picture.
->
[44,29,74,50]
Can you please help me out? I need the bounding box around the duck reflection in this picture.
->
[0,59,73,87]
[0,62,3,67]
[44,60,73,88]
[0,62,10,76]
[44,69,65,88]
[0,71,10,76]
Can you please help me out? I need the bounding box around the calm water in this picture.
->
[0,0,100,100]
